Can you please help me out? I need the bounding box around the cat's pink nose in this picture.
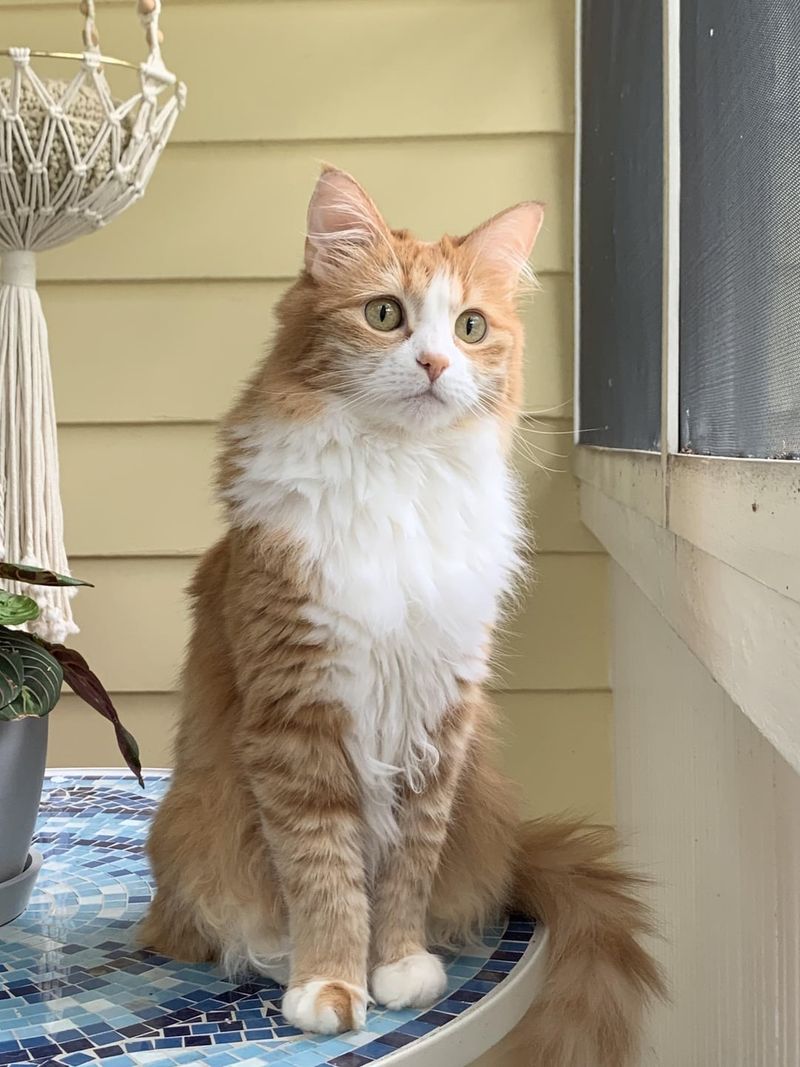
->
[417,353,450,383]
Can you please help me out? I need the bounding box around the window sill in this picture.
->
[574,444,800,774]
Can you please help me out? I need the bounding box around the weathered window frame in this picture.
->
[573,0,800,773]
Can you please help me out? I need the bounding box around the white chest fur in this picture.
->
[227,410,524,846]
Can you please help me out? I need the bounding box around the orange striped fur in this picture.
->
[142,168,663,1060]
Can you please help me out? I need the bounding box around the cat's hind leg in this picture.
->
[139,776,220,963]
[141,765,288,977]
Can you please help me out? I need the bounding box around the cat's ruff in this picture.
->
[225,407,523,853]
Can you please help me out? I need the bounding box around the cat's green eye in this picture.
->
[455,310,488,344]
[365,297,404,332]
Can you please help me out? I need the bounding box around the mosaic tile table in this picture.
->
[0,771,547,1067]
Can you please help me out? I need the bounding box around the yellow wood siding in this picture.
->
[64,553,607,693]
[39,138,572,280]
[50,690,614,825]
[58,423,597,554]
[3,1,573,141]
[47,275,573,419]
[12,0,611,824]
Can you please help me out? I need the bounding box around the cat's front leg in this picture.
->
[237,699,370,1035]
[370,702,475,1010]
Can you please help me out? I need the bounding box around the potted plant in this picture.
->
[0,561,141,926]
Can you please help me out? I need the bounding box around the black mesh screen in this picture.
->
[579,0,663,450]
[681,1,800,458]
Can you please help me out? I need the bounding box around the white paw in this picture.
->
[282,979,368,1035]
[371,952,447,1010]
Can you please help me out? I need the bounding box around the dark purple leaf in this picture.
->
[46,643,143,787]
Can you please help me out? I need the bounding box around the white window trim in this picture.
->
[572,0,800,774]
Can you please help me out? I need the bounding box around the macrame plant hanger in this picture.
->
[0,1,185,641]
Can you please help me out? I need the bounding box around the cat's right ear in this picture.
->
[305,167,390,281]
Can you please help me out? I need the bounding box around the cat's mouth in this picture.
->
[404,388,446,405]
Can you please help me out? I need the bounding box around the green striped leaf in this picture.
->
[0,562,92,588]
[0,647,23,711]
[0,591,40,627]
[0,627,63,721]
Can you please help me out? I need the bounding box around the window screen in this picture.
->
[681,0,800,459]
[579,0,663,450]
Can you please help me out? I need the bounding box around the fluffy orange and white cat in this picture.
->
[142,167,662,1065]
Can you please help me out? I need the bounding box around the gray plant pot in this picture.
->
[0,715,48,925]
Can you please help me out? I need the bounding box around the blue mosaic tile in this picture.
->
[0,772,537,1066]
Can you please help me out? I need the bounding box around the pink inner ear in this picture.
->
[305,168,388,280]
[462,202,545,286]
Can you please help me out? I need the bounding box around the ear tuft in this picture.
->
[305,166,390,281]
[461,202,545,290]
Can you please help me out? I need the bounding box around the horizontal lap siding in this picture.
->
[48,690,614,824]
[46,275,573,420]
[57,422,599,555]
[66,554,608,693]
[2,1,573,141]
[39,137,572,280]
[18,0,608,828]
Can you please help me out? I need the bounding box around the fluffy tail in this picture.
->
[511,819,665,1067]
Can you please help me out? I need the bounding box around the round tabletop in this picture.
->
[0,771,547,1067]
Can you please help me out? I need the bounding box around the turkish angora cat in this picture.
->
[142,167,662,1065]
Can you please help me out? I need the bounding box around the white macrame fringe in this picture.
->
[0,5,185,646]
[0,251,78,643]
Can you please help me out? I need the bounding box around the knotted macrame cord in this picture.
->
[0,1,184,641]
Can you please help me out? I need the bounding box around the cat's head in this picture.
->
[272,166,543,434]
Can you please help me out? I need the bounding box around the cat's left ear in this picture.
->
[460,202,545,290]
[305,166,391,282]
